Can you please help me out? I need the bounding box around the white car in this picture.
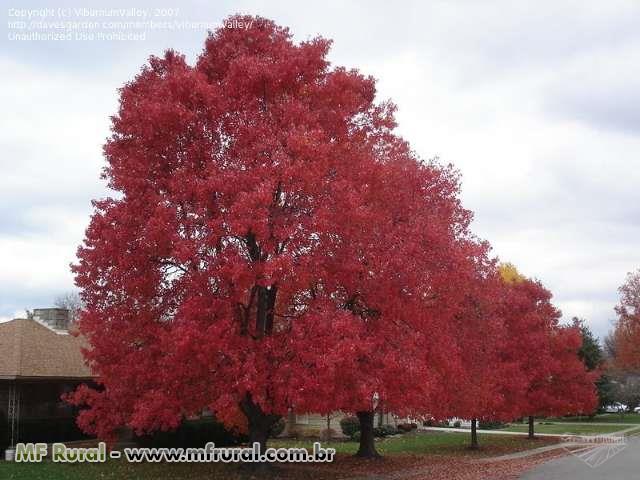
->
[604,403,628,413]
[634,406,640,413]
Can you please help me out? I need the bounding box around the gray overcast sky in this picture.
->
[1,1,639,339]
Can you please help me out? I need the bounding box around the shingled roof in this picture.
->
[0,318,93,380]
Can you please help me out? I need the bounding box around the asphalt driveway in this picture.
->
[521,436,640,480]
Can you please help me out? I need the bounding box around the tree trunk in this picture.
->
[240,394,280,458]
[237,232,281,469]
[245,230,278,339]
[255,285,277,337]
[470,418,479,449]
[528,416,535,439]
[355,411,381,458]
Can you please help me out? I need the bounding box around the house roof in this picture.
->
[0,318,94,380]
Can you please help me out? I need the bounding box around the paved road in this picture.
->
[521,436,640,479]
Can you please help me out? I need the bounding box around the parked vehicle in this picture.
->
[604,403,628,413]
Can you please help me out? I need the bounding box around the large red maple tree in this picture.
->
[302,155,484,457]
[528,325,599,424]
[441,265,516,449]
[498,269,597,438]
[68,15,478,457]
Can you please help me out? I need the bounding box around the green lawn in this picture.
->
[502,422,625,435]
[0,431,553,480]
[272,430,551,456]
[550,413,640,424]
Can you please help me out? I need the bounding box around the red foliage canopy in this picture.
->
[441,269,598,427]
[439,267,514,423]
[499,278,597,419]
[68,15,478,442]
[68,16,597,448]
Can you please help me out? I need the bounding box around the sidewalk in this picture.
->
[420,426,571,438]
[421,424,639,437]
[547,421,638,426]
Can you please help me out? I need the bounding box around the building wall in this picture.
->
[0,380,92,452]
[32,308,71,331]
[283,410,399,437]
[0,384,8,453]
